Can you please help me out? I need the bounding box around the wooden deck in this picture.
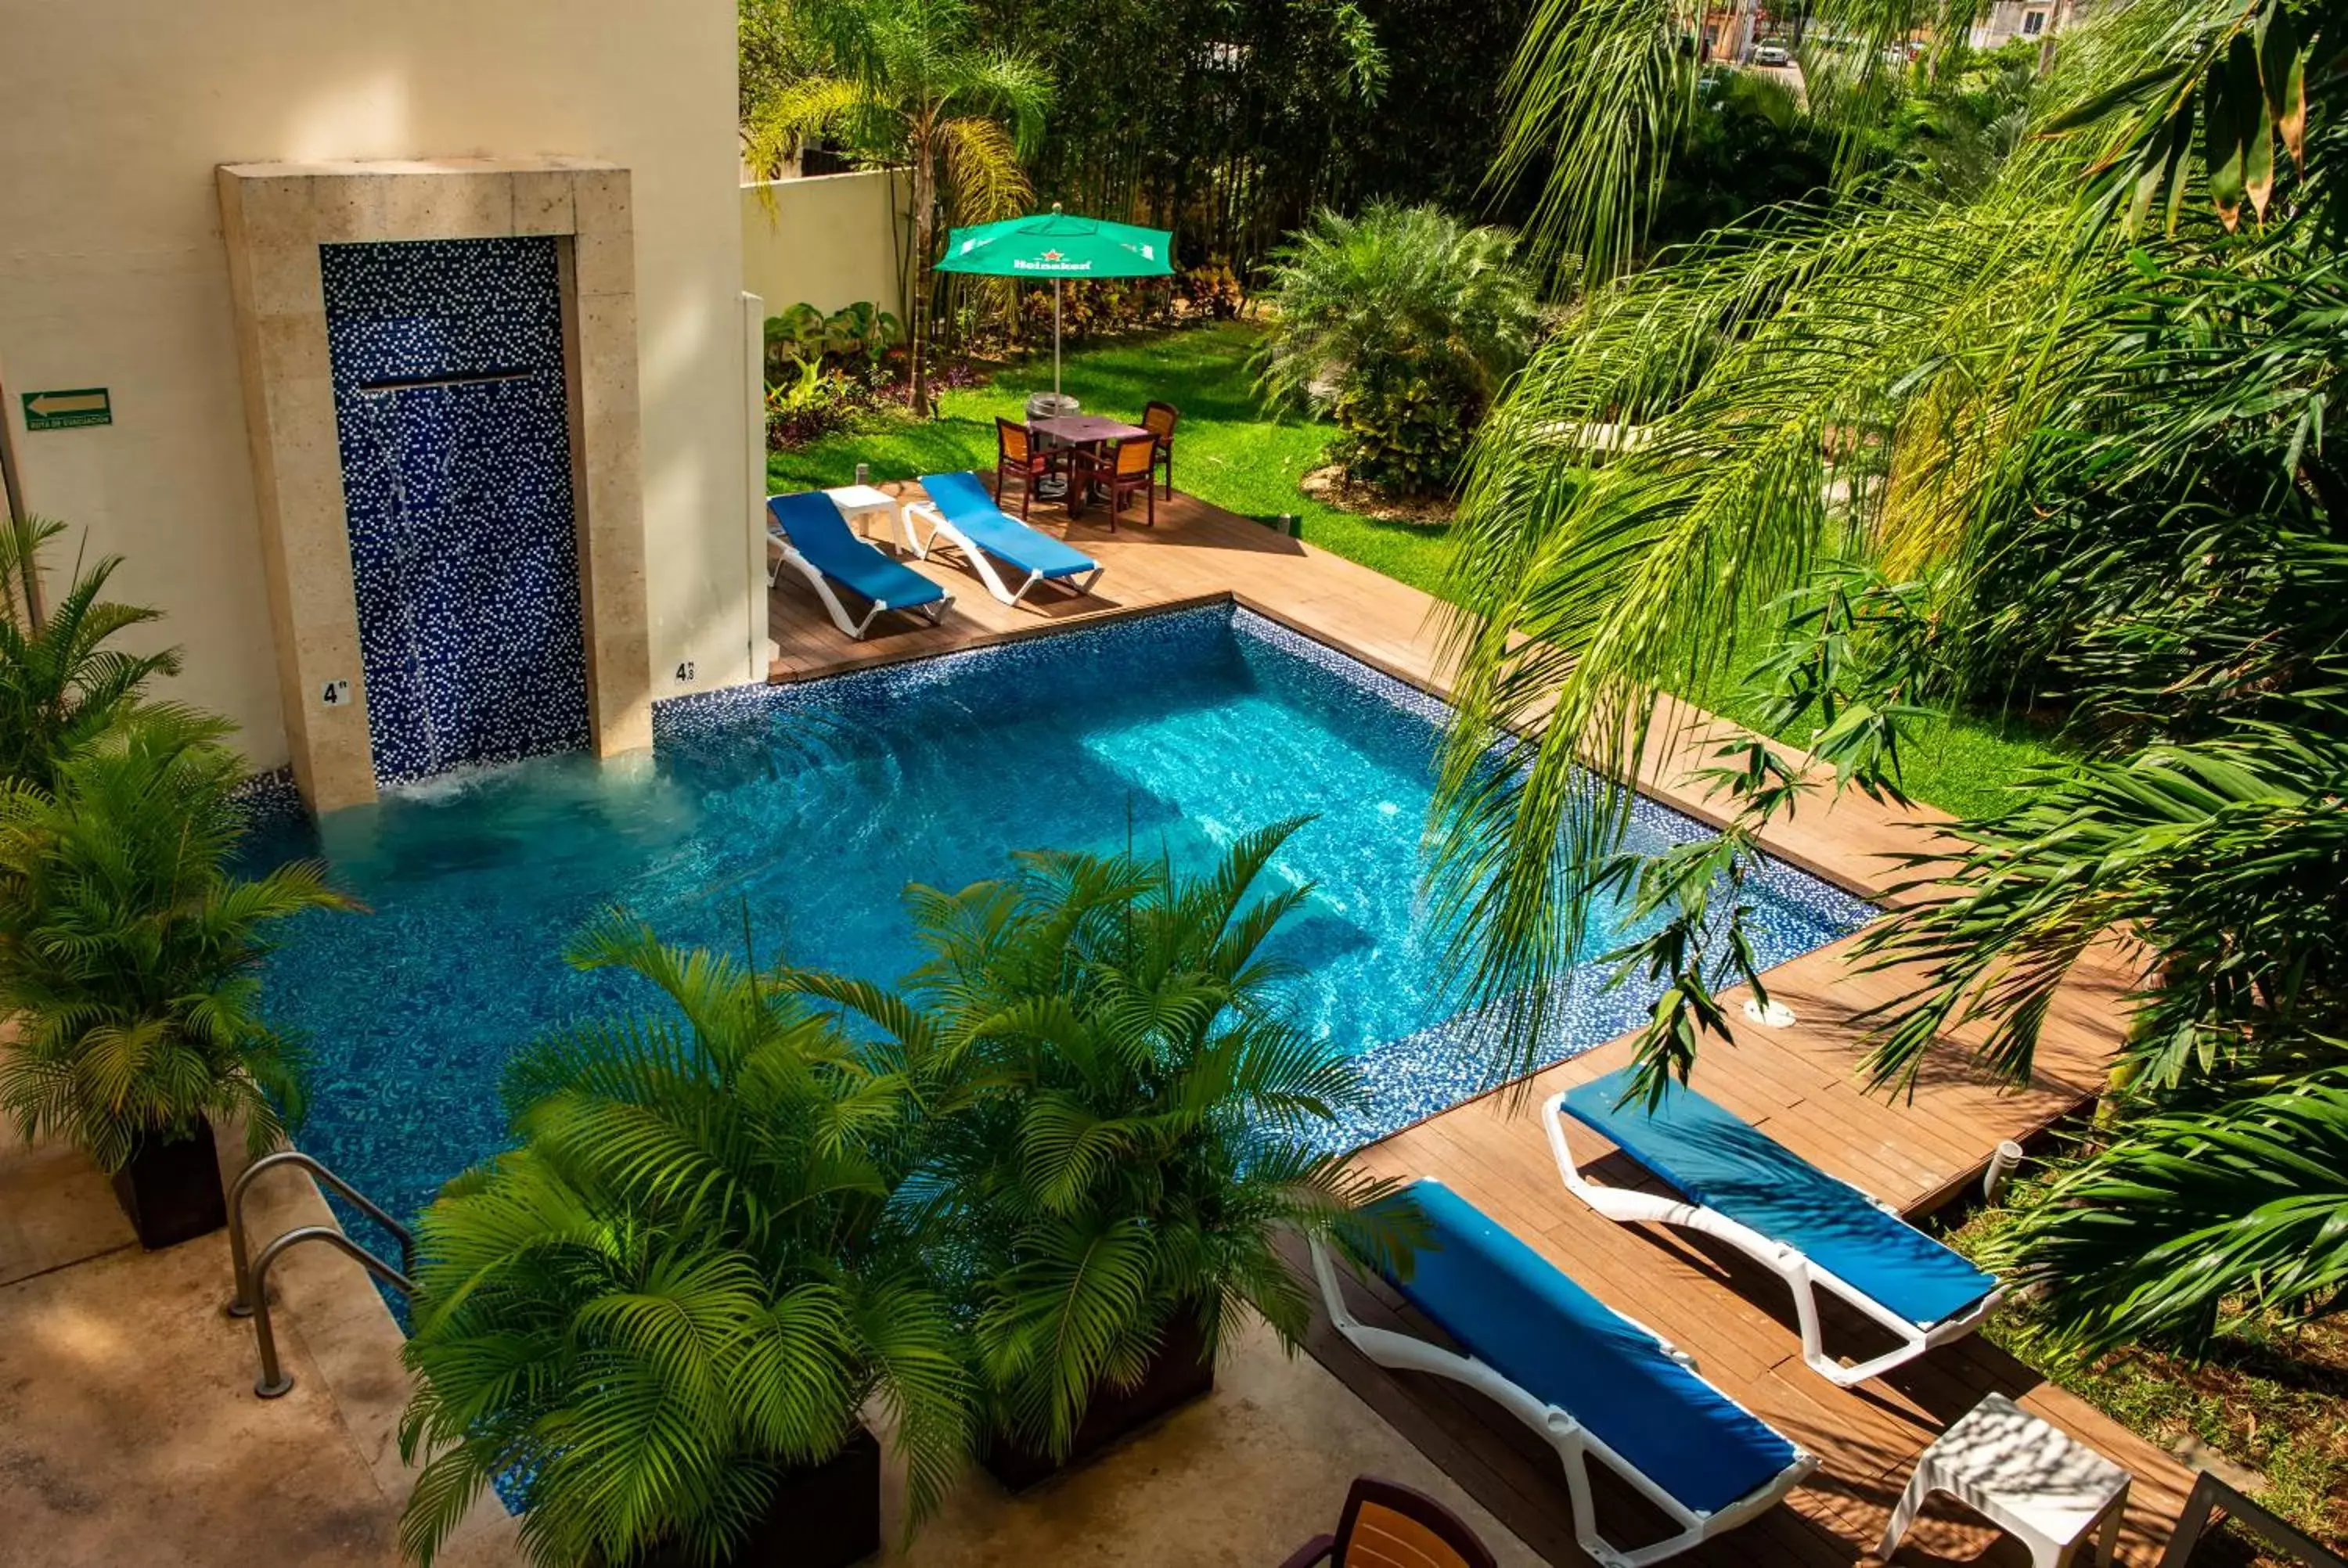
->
[767,481,1338,682]
[765,479,2188,1565]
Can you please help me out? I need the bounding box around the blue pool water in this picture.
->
[244,606,1873,1236]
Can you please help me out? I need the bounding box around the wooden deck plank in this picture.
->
[762,478,2191,1564]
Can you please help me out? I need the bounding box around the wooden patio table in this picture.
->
[1030,413,1151,518]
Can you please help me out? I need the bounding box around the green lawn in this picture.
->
[766,322,1463,597]
[771,322,2065,817]
[1697,672,2068,823]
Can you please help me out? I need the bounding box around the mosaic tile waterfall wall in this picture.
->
[322,239,592,786]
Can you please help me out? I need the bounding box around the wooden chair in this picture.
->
[1140,400,1179,498]
[994,417,1061,519]
[1075,433,1158,530]
[1279,1477,1498,1568]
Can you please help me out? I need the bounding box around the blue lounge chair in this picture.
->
[1547,1066,2004,1388]
[1310,1179,1817,1567]
[904,470,1104,608]
[766,491,952,641]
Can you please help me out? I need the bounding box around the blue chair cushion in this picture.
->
[768,493,945,610]
[1561,1067,1998,1329]
[918,471,1100,580]
[1374,1179,1800,1518]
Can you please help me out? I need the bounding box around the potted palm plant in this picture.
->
[397,914,974,1568]
[0,513,187,791]
[0,710,353,1248]
[782,819,1413,1491]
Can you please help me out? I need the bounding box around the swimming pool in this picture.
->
[245,605,1873,1239]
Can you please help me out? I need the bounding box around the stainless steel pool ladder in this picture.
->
[225,1150,416,1399]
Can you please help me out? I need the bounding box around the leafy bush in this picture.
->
[779,821,1412,1460]
[1647,68,1835,246]
[764,300,905,382]
[1180,260,1246,320]
[1327,371,1476,497]
[0,516,185,793]
[1255,202,1540,497]
[762,300,909,450]
[1014,275,1177,341]
[398,915,971,1568]
[0,710,355,1170]
[765,359,866,450]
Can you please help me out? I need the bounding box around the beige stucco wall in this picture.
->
[741,171,907,321]
[0,0,755,774]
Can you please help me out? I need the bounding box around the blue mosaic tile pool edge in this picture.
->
[650,601,1240,742]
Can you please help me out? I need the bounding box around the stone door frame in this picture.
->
[218,158,652,811]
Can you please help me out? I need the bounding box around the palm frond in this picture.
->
[1988,1072,2348,1351]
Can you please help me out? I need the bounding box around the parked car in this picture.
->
[1752,41,1792,65]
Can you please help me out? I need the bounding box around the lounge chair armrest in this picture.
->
[1275,1534,1338,1568]
[902,499,944,558]
[1543,1091,1694,1225]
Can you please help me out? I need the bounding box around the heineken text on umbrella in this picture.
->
[935,206,1173,398]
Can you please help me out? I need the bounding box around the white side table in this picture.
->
[825,484,906,551]
[1878,1394,2131,1568]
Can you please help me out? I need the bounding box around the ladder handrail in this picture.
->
[225,1149,414,1318]
[245,1226,416,1398]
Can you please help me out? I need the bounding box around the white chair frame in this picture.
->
[1308,1229,1817,1568]
[1543,1091,2006,1389]
[902,500,1104,608]
[766,529,951,642]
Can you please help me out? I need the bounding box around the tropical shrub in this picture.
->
[1255,203,1540,496]
[1014,275,1177,341]
[764,300,905,381]
[0,515,185,793]
[1432,0,2348,1365]
[398,915,972,1568]
[0,709,353,1170]
[1950,246,2346,746]
[1179,261,1246,321]
[1979,1073,2348,1352]
[1648,68,1835,246]
[762,300,912,449]
[779,821,1412,1462]
[764,358,866,451]
[1326,372,1477,498]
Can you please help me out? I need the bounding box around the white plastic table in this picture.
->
[825,484,906,549]
[1879,1394,2131,1568]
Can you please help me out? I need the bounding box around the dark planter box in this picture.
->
[110,1118,227,1250]
[980,1311,1215,1493]
[637,1426,882,1568]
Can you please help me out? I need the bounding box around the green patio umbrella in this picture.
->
[933,204,1174,401]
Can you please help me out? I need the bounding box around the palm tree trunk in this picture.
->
[909,123,937,418]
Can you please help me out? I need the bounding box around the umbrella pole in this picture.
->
[1053,279,1063,402]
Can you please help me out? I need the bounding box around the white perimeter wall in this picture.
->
[741,171,907,321]
[0,0,754,767]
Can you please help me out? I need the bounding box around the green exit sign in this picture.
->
[22,388,112,431]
